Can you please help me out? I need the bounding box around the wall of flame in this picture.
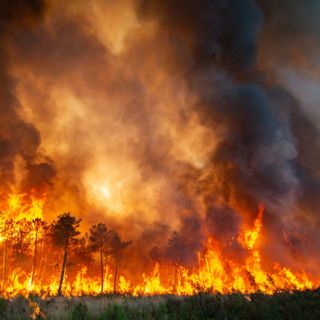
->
[0,0,320,296]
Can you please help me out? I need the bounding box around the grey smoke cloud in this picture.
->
[1,0,320,271]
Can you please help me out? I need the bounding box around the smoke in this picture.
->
[258,0,320,70]
[134,0,320,265]
[0,0,55,194]
[1,0,320,272]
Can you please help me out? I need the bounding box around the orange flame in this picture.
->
[242,203,264,250]
[0,195,319,298]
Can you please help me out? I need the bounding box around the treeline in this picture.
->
[0,212,189,296]
[0,212,132,295]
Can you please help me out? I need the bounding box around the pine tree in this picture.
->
[51,212,81,296]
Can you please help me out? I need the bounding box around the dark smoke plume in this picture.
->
[1,0,320,273]
[136,0,320,264]
[0,0,55,193]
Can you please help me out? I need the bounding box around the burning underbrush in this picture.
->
[0,192,318,299]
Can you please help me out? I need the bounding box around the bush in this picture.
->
[2,290,320,319]
[0,297,7,318]
[6,295,41,320]
[99,303,128,320]
[70,302,91,320]
[153,303,168,320]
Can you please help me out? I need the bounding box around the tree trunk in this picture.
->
[105,257,110,289]
[58,240,68,296]
[113,256,118,294]
[39,245,48,291]
[100,246,104,294]
[1,240,7,294]
[172,263,179,292]
[30,229,38,288]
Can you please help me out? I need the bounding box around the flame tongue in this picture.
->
[0,196,318,298]
[3,192,45,221]
[242,204,264,250]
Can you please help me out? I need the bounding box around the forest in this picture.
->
[0,210,134,296]
[0,209,213,297]
[0,202,318,299]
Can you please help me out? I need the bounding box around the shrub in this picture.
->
[2,290,320,319]
[70,302,91,320]
[99,303,128,320]
[0,297,7,318]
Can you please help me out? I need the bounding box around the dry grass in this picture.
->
[0,290,319,319]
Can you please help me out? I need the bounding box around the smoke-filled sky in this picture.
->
[1,0,320,269]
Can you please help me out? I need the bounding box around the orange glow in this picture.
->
[242,203,264,250]
[1,192,45,221]
[0,0,318,302]
[0,195,318,298]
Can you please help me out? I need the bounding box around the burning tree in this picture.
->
[0,216,14,293]
[89,223,113,294]
[165,231,188,289]
[109,232,131,294]
[51,212,81,296]
[72,233,94,270]
[30,218,48,288]
[11,219,33,259]
[149,246,163,264]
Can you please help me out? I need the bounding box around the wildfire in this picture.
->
[3,192,45,221]
[242,203,264,250]
[0,194,318,298]
[0,0,318,309]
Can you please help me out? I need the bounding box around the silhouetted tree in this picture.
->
[165,231,187,288]
[149,246,163,263]
[166,231,186,264]
[51,212,81,296]
[89,223,113,294]
[11,218,32,258]
[73,233,93,269]
[110,232,131,294]
[30,218,48,287]
[0,217,13,293]
[38,223,53,291]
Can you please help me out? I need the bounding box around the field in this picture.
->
[1,290,320,320]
